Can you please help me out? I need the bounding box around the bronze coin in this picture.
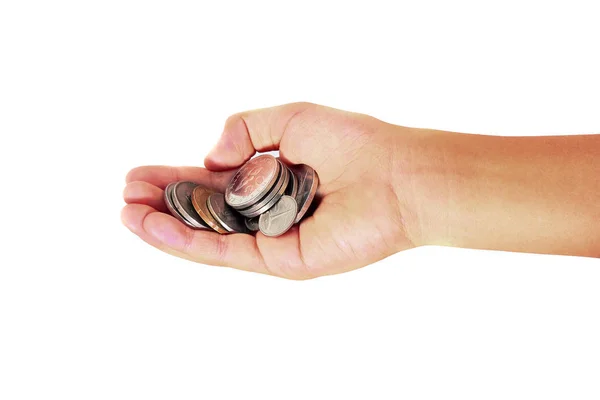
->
[289,164,319,223]
[225,154,279,209]
[238,159,289,218]
[207,193,248,233]
[191,186,228,234]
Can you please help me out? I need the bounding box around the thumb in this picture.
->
[204,102,314,171]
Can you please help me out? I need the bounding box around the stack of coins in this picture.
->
[164,154,319,237]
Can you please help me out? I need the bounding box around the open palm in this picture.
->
[122,103,415,279]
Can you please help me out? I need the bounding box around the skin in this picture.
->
[122,102,600,279]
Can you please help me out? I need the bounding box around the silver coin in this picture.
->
[276,158,298,199]
[284,164,298,198]
[243,179,287,217]
[164,182,204,229]
[172,181,211,229]
[245,217,260,232]
[290,164,319,223]
[164,182,177,214]
[238,159,289,218]
[240,162,290,218]
[206,193,247,233]
[258,195,298,237]
[164,182,191,226]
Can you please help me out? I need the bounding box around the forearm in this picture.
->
[394,128,600,258]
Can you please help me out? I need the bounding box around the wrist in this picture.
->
[387,126,462,248]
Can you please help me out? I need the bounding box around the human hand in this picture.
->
[122,103,418,279]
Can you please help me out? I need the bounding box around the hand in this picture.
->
[122,103,418,279]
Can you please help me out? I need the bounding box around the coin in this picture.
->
[258,195,298,237]
[236,159,285,216]
[191,185,228,234]
[277,158,298,199]
[245,217,260,232]
[290,164,319,223]
[225,154,280,209]
[164,158,319,236]
[164,183,179,217]
[239,159,289,218]
[284,164,298,198]
[207,193,247,233]
[164,182,198,228]
[243,168,289,218]
[171,182,211,229]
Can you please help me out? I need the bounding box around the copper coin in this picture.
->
[171,182,211,230]
[191,186,228,234]
[238,159,289,218]
[235,162,283,217]
[258,195,298,237]
[225,154,280,209]
[207,193,247,233]
[242,165,289,218]
[290,164,319,223]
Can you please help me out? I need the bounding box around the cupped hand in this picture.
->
[122,103,417,279]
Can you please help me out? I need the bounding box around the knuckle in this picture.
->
[224,113,243,127]
[289,101,316,111]
[226,113,268,150]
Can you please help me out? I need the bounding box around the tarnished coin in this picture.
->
[191,185,228,234]
[225,154,280,209]
[207,193,247,233]
[245,217,260,232]
[290,164,319,223]
[171,182,211,230]
[258,195,298,237]
[239,159,290,218]
[284,164,298,198]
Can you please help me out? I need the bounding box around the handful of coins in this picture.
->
[164,154,319,237]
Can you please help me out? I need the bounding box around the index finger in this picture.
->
[204,102,318,171]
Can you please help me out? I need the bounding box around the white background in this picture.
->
[1,1,599,399]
